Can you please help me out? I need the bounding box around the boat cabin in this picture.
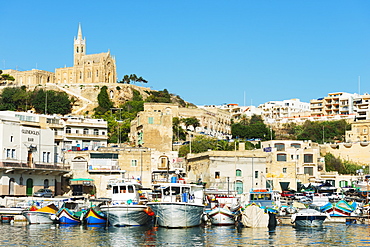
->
[152,183,204,204]
[246,188,279,208]
[107,180,144,204]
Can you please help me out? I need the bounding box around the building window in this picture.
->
[66,127,71,134]
[277,153,287,161]
[215,171,220,179]
[291,143,301,149]
[94,129,99,135]
[43,152,47,162]
[236,169,242,177]
[283,168,287,173]
[11,149,15,159]
[159,157,168,169]
[47,152,50,163]
[76,129,79,134]
[304,154,313,163]
[19,177,23,186]
[274,143,285,151]
[255,171,258,179]
[131,160,138,167]
[6,149,10,158]
[83,128,89,135]
[10,136,13,142]
[148,117,154,124]
[304,167,314,176]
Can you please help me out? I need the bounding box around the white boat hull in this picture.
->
[294,218,325,227]
[208,207,237,226]
[148,202,205,228]
[22,211,57,224]
[100,205,151,226]
[291,208,327,227]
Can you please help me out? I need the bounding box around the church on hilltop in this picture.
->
[2,24,117,86]
[55,24,116,84]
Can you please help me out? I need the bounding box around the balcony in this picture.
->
[65,133,108,140]
[0,161,70,175]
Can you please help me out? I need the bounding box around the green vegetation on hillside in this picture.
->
[325,153,368,175]
[0,70,15,83]
[0,86,73,115]
[282,120,349,143]
[231,115,273,141]
[93,86,189,143]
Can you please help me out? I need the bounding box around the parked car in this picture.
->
[281,191,295,198]
[33,189,53,198]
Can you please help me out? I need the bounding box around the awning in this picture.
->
[70,178,94,186]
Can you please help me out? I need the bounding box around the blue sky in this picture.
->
[1,1,370,106]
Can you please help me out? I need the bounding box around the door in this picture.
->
[235,181,243,194]
[9,178,15,195]
[26,178,33,196]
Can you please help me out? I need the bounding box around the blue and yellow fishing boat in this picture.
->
[83,207,107,225]
[57,207,83,224]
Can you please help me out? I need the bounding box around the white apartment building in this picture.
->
[258,99,311,124]
[198,104,262,122]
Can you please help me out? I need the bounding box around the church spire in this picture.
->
[77,23,83,40]
[74,23,86,66]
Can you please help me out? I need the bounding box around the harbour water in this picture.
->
[0,223,369,246]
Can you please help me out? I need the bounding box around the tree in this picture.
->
[181,117,200,131]
[173,117,186,141]
[94,86,113,115]
[31,89,72,115]
[0,70,15,83]
[0,87,30,111]
[231,114,272,140]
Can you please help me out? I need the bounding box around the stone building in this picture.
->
[261,140,323,191]
[129,103,232,152]
[186,147,267,195]
[55,24,116,85]
[1,69,55,86]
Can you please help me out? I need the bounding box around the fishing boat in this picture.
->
[57,201,86,224]
[22,204,59,224]
[320,200,358,217]
[291,208,327,227]
[204,189,241,226]
[100,179,153,227]
[240,188,280,228]
[147,182,205,228]
[83,207,107,225]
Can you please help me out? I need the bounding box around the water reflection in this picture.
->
[0,223,368,246]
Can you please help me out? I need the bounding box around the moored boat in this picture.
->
[83,207,107,225]
[147,182,205,228]
[22,204,59,224]
[291,208,327,227]
[100,179,153,227]
[205,189,241,226]
[240,188,279,228]
[57,208,83,224]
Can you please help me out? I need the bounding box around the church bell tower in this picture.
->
[74,23,86,66]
